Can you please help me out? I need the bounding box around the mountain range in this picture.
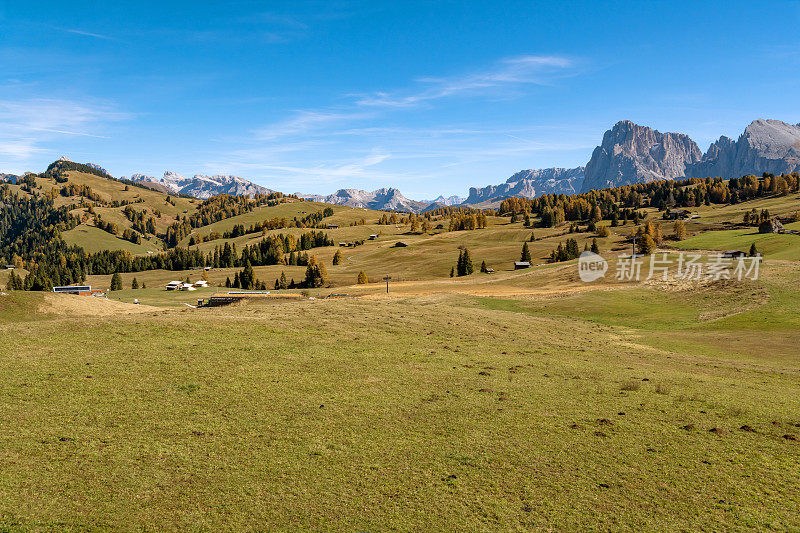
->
[127,171,275,199]
[465,167,585,205]
[8,118,800,212]
[299,188,432,213]
[580,118,800,192]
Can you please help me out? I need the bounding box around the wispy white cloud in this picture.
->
[254,110,375,140]
[205,54,588,195]
[64,28,115,41]
[0,98,128,169]
[356,55,577,107]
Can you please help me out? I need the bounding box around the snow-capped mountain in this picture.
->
[128,171,275,199]
[428,195,465,206]
[300,188,430,212]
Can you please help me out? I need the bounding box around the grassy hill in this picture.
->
[62,225,161,254]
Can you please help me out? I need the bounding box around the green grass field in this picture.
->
[1,265,799,530]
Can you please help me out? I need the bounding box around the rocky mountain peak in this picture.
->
[581,121,702,192]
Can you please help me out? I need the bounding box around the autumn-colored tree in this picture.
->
[639,234,656,255]
[673,220,687,240]
[357,270,368,284]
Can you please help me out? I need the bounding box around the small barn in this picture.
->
[326,224,339,229]
[194,280,209,288]
[166,281,183,291]
[666,209,691,220]
[722,250,747,259]
[514,261,531,270]
[369,234,378,240]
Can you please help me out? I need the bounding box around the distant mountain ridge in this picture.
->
[428,195,465,206]
[300,188,430,213]
[689,119,800,180]
[465,167,585,204]
[128,171,275,199]
[10,118,798,210]
[467,118,800,202]
[579,118,800,192]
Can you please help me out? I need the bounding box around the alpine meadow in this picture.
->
[2,1,800,530]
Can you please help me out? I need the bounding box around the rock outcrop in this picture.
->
[464,167,584,204]
[581,121,702,192]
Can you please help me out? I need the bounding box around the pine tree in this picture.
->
[333,250,342,265]
[240,261,255,290]
[480,260,487,273]
[749,242,759,257]
[279,271,288,289]
[462,248,474,275]
[131,277,139,290]
[233,272,241,288]
[225,276,231,288]
[457,248,474,276]
[521,242,532,263]
[357,270,368,284]
[450,266,455,278]
[110,272,122,291]
[591,238,599,254]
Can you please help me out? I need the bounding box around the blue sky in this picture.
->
[1,1,799,199]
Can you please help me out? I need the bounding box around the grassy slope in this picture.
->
[0,271,799,529]
[179,201,386,248]
[88,220,622,299]
[62,225,161,254]
[673,222,800,259]
[36,170,199,241]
